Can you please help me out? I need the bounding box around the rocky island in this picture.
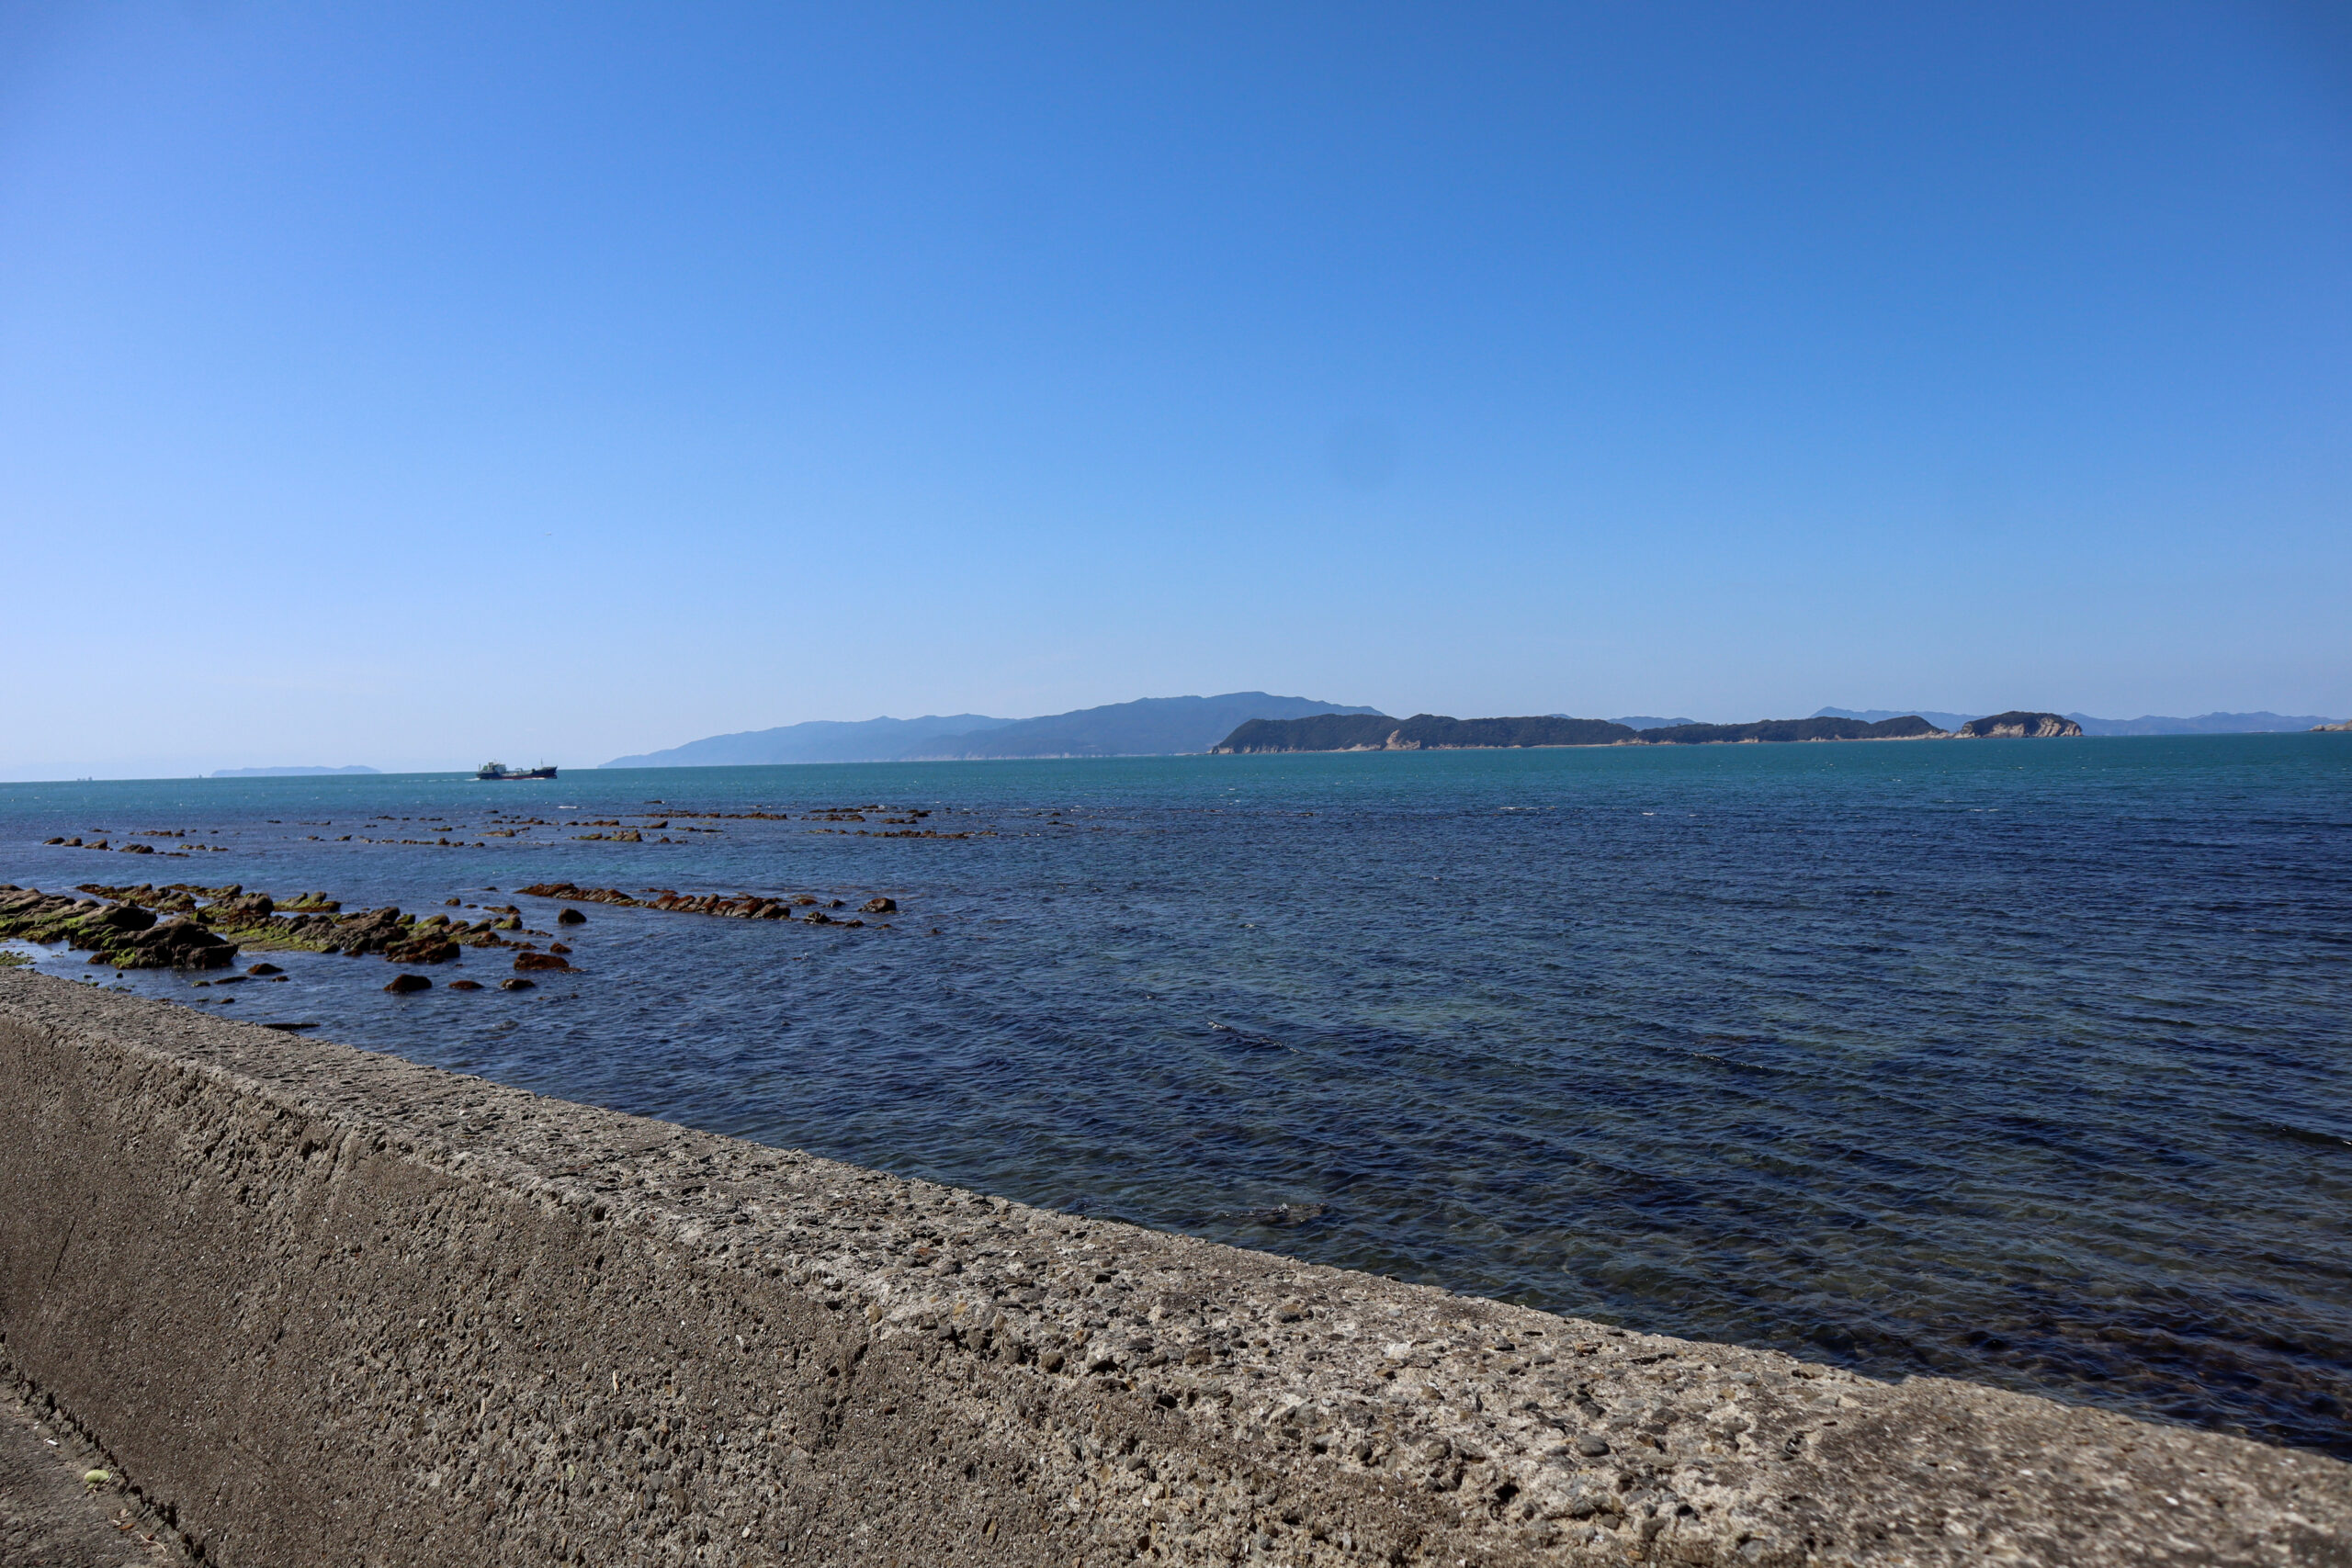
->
[1954,711,2086,738]
[1216,714,1637,752]
[1215,710,2081,752]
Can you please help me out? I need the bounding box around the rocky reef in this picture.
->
[0,883,546,971]
[0,888,236,969]
[514,882,888,928]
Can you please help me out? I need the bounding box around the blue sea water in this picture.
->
[3,736,2346,1454]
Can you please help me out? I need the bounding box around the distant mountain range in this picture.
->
[605,696,2346,770]
[899,694,1382,760]
[604,714,1016,769]
[602,694,1380,768]
[1815,707,2338,736]
[2067,711,2338,736]
[209,764,380,778]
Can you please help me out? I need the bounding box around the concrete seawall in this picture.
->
[1,970,2344,1566]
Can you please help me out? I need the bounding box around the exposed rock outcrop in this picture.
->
[2,884,522,969]
[0,889,236,970]
[515,883,888,926]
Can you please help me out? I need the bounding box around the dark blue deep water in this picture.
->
[5,737,2347,1453]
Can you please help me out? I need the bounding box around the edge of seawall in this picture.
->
[1,969,2344,1566]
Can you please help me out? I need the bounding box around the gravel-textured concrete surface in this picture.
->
[0,969,2346,1566]
[0,1380,187,1568]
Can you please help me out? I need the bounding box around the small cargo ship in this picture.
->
[475,761,557,781]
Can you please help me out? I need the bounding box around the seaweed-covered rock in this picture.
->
[0,889,238,968]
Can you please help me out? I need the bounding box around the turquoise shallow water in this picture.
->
[3,735,2346,1453]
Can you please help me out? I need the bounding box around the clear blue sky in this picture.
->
[3,2,2346,775]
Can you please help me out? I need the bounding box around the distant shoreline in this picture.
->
[1246,731,1961,752]
[1215,709,2084,753]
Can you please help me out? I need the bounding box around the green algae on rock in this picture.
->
[0,883,535,971]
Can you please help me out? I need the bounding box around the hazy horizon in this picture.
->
[5,3,2346,780]
[2,692,2341,782]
